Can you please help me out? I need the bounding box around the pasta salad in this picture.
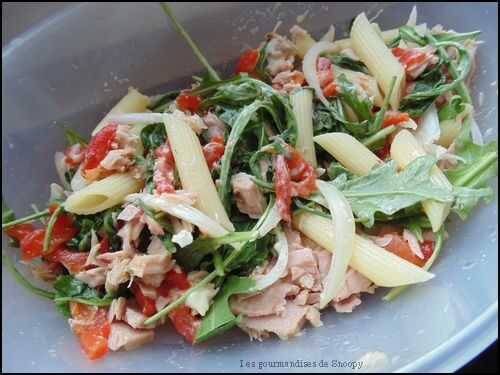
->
[2,4,498,360]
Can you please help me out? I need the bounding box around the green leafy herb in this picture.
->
[140,123,167,151]
[195,276,255,343]
[336,73,373,123]
[174,230,258,271]
[2,198,15,224]
[254,42,271,82]
[53,275,114,317]
[58,124,88,146]
[148,90,180,112]
[438,95,466,121]
[431,30,481,43]
[332,156,454,227]
[329,55,369,74]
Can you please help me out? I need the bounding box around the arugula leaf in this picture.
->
[140,123,167,151]
[195,276,255,343]
[329,55,369,74]
[53,275,114,317]
[224,233,273,275]
[405,216,432,242]
[174,231,258,271]
[327,162,350,180]
[432,30,481,43]
[444,124,498,219]
[254,42,271,83]
[58,124,88,146]
[332,156,454,227]
[336,74,373,122]
[148,90,180,112]
[438,95,466,121]
[313,101,340,135]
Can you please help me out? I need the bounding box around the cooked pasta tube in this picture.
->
[314,132,383,176]
[65,173,143,214]
[163,112,234,231]
[390,130,453,232]
[292,212,435,287]
[290,88,317,167]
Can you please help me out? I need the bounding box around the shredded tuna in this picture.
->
[141,213,164,236]
[231,172,267,219]
[105,259,131,294]
[231,280,300,317]
[141,273,166,288]
[332,295,363,313]
[124,307,155,330]
[147,236,167,255]
[107,322,154,351]
[117,204,142,222]
[203,112,226,141]
[239,302,320,340]
[108,297,127,322]
[265,32,297,76]
[127,254,173,278]
[75,267,107,288]
[272,70,305,94]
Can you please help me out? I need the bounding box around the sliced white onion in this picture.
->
[254,227,289,291]
[424,143,466,164]
[320,25,336,42]
[470,116,484,145]
[54,152,71,190]
[303,41,337,107]
[254,202,281,238]
[49,182,66,201]
[403,229,424,259]
[365,234,393,248]
[70,165,90,192]
[406,5,418,26]
[414,104,440,144]
[108,113,164,126]
[316,180,355,308]
[125,193,228,238]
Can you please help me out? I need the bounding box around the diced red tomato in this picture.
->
[46,247,88,274]
[153,142,176,194]
[98,236,109,253]
[130,282,157,317]
[283,144,317,198]
[157,270,190,297]
[64,143,86,167]
[5,223,36,242]
[421,240,434,260]
[274,155,292,222]
[235,48,259,74]
[375,139,391,160]
[82,124,117,171]
[323,82,337,97]
[70,303,110,360]
[19,205,77,261]
[382,110,411,128]
[203,135,225,171]
[392,47,430,73]
[382,234,426,267]
[176,93,203,113]
[168,305,199,344]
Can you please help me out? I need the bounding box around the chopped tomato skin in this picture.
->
[323,82,337,97]
[392,47,430,73]
[283,144,317,198]
[168,305,198,344]
[421,240,434,261]
[5,223,36,242]
[98,237,109,253]
[131,282,157,317]
[235,48,259,74]
[46,247,88,274]
[70,303,110,360]
[158,270,190,297]
[383,234,427,267]
[203,135,225,171]
[382,111,411,128]
[82,124,117,171]
[64,144,86,167]
[153,142,176,194]
[176,94,202,113]
[274,155,292,222]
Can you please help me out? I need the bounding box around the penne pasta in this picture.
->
[292,212,434,287]
[314,132,382,176]
[290,88,317,167]
[350,13,406,109]
[65,173,143,214]
[291,29,316,59]
[92,87,150,135]
[390,130,453,232]
[163,113,235,232]
[333,65,384,107]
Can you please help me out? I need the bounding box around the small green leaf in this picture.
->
[195,276,256,343]
[58,124,88,146]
